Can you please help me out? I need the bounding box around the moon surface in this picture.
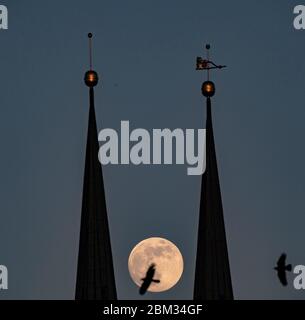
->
[128,237,184,293]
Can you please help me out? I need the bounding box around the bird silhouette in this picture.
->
[139,263,160,295]
[274,253,292,286]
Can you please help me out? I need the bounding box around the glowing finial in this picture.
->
[84,33,99,87]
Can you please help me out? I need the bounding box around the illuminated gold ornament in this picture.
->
[84,33,99,87]
[84,70,98,87]
[202,80,215,97]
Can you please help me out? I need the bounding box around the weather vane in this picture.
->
[196,44,226,97]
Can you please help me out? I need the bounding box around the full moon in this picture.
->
[128,237,184,293]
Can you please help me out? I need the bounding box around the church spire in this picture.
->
[194,45,233,300]
[75,33,117,300]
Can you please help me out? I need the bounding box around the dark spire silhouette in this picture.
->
[75,33,117,300]
[194,45,233,300]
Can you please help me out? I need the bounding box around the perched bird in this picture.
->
[139,263,160,295]
[274,253,292,286]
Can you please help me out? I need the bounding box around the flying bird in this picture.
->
[274,253,292,286]
[139,263,160,295]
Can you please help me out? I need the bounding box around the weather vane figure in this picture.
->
[196,44,227,98]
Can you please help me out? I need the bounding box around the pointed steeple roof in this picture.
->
[194,97,233,300]
[75,34,117,300]
[194,45,233,300]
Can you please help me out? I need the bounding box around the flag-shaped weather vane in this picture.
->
[196,44,227,98]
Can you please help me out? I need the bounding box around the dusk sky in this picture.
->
[1,1,305,299]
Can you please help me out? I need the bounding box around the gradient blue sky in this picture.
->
[0,0,305,299]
